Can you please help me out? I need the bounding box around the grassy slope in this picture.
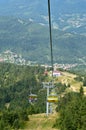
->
[58,71,86,93]
[25,113,58,130]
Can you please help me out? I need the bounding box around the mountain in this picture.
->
[0,0,86,64]
[0,0,86,33]
[0,0,86,17]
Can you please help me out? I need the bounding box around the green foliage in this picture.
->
[0,63,45,108]
[0,119,5,130]
[74,76,83,82]
[79,86,84,97]
[0,109,28,129]
[13,119,20,129]
[0,63,46,129]
[19,109,29,121]
[55,82,69,94]
[54,91,86,130]
[35,89,46,113]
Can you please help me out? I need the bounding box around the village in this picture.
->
[0,50,78,72]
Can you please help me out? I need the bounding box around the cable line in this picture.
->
[48,0,53,78]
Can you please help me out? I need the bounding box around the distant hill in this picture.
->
[0,0,86,33]
[0,0,86,16]
[0,16,86,64]
[0,0,86,64]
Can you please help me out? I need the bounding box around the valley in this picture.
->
[0,16,86,64]
[0,0,86,64]
[0,1,86,129]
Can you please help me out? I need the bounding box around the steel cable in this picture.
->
[48,0,53,77]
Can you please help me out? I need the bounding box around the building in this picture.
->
[53,71,61,77]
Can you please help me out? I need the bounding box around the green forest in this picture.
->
[0,63,86,129]
[54,89,86,130]
[0,63,47,129]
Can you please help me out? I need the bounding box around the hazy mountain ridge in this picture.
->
[0,0,86,33]
[0,0,86,64]
[0,0,86,14]
[0,16,86,64]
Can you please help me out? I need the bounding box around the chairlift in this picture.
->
[47,91,58,103]
[29,94,37,103]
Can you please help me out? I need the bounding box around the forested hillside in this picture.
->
[0,63,86,129]
[54,90,86,130]
[0,63,46,129]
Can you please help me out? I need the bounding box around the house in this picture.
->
[53,71,61,77]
